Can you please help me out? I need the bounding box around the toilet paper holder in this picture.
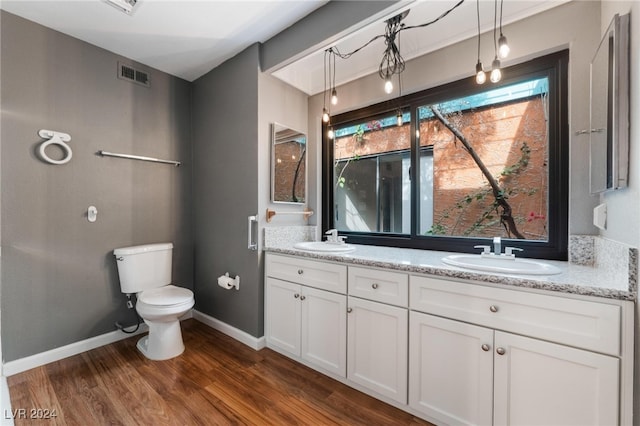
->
[218,273,240,290]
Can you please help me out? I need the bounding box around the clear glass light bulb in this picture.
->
[384,79,393,94]
[331,89,338,105]
[498,35,510,59]
[475,61,486,84]
[396,112,403,127]
[327,128,335,139]
[322,108,330,123]
[490,58,502,83]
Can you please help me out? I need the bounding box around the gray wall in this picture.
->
[0,11,193,362]
[192,44,262,337]
[192,42,309,339]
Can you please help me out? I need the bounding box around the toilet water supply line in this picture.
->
[115,293,142,334]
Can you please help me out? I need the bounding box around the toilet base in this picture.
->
[136,319,186,360]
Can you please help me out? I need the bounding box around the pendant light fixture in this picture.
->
[489,0,502,83]
[396,42,404,127]
[322,50,330,123]
[475,0,486,84]
[378,11,407,95]
[497,0,510,59]
[329,50,339,105]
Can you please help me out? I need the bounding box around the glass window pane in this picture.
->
[333,115,411,234]
[418,78,549,241]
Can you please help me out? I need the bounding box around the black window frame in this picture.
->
[322,50,569,260]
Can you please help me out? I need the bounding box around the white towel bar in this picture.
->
[98,150,181,166]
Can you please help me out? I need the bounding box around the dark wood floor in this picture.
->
[7,319,434,425]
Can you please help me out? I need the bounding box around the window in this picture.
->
[323,51,568,260]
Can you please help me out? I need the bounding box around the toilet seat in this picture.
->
[138,285,193,307]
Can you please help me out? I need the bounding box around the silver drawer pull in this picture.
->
[294,293,300,299]
[347,307,353,313]
[481,344,490,352]
[496,347,506,355]
[489,305,498,313]
[297,269,304,275]
[300,295,306,301]
[371,283,379,289]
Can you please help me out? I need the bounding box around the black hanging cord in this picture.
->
[400,0,465,32]
[378,14,406,81]
[323,50,328,109]
[331,50,337,92]
[493,0,498,54]
[477,0,481,60]
[329,0,466,61]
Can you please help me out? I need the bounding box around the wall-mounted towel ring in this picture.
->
[38,129,72,165]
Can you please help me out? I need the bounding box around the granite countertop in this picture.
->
[264,243,637,301]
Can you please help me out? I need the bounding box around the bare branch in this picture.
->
[430,105,525,239]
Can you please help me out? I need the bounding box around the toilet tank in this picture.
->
[113,243,173,294]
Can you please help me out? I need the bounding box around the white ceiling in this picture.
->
[0,0,328,82]
[0,0,569,88]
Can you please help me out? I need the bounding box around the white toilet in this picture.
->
[113,242,194,360]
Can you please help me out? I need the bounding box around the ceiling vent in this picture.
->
[118,62,150,88]
[103,0,138,15]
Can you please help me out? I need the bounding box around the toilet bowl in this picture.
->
[113,243,194,361]
[135,285,195,360]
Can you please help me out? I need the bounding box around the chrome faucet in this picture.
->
[325,229,339,243]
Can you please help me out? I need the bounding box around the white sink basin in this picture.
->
[442,254,562,275]
[293,241,355,253]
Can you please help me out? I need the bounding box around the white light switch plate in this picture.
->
[593,203,607,230]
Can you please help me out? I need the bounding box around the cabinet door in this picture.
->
[409,312,494,426]
[265,277,301,356]
[347,296,408,404]
[493,331,619,426]
[301,286,347,377]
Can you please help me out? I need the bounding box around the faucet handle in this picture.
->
[325,228,338,243]
[504,247,523,256]
[474,245,491,254]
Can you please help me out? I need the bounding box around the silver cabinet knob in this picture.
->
[300,295,306,301]
[481,344,490,352]
[294,293,300,299]
[489,305,499,313]
[371,283,379,289]
[496,347,506,355]
[297,269,304,275]
[347,307,353,313]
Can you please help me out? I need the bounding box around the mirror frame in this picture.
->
[589,13,630,194]
[271,122,307,204]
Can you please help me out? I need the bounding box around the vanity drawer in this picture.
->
[266,254,347,294]
[410,275,621,356]
[348,266,408,307]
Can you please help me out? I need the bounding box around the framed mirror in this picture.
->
[271,123,307,204]
[589,13,630,194]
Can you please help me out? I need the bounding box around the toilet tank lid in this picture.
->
[113,243,173,256]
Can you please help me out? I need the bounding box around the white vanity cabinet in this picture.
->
[346,266,409,404]
[265,254,347,377]
[264,252,633,425]
[409,275,624,426]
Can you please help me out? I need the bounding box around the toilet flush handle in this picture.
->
[115,256,124,261]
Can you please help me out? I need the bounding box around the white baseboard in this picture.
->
[2,324,148,377]
[192,310,265,351]
[1,308,262,377]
